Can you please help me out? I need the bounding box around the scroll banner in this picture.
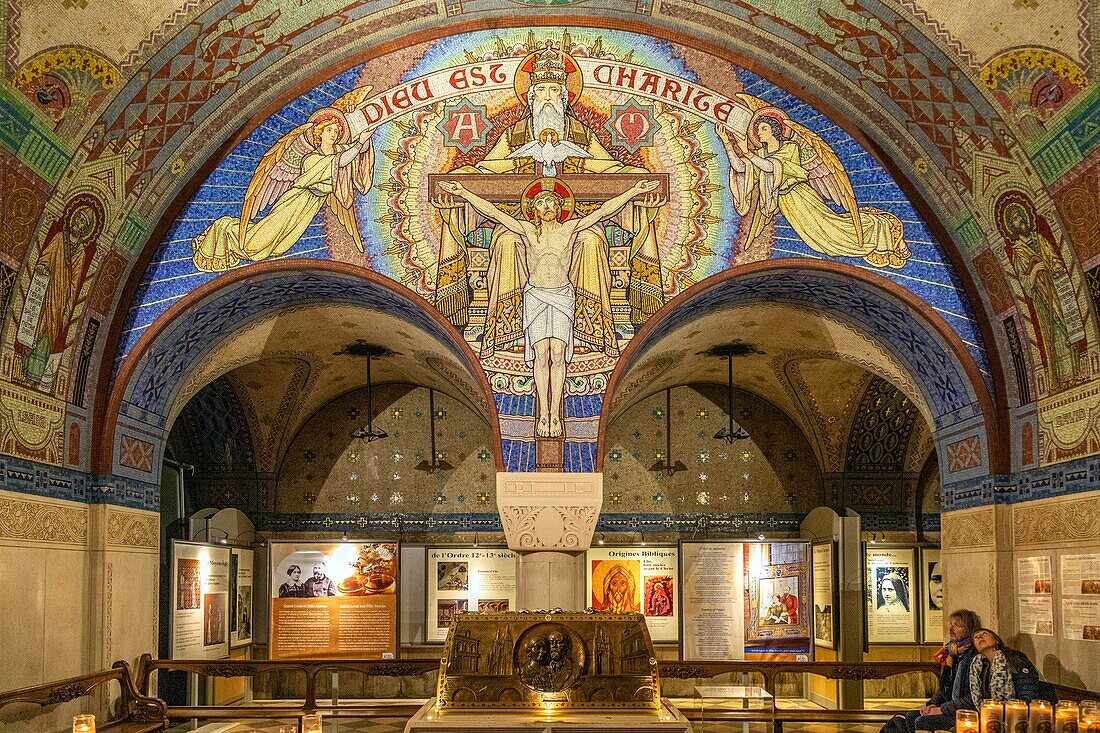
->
[346,58,754,137]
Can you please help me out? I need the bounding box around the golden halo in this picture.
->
[747,106,792,148]
[307,107,350,145]
[62,193,105,243]
[513,47,584,107]
[521,177,575,223]
[590,560,638,607]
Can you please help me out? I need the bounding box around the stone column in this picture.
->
[496,472,602,611]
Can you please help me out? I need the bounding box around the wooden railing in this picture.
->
[135,655,940,730]
[0,661,167,732]
[10,657,1092,733]
[658,659,939,694]
[135,654,438,723]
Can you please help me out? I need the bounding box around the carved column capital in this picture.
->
[496,472,602,552]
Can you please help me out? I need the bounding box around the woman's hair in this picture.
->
[286,564,302,577]
[974,627,1005,650]
[948,609,983,636]
[876,572,911,612]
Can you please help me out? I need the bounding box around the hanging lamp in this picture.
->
[649,388,687,477]
[415,388,454,474]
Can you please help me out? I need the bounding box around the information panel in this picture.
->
[269,541,398,659]
[171,540,231,659]
[680,540,811,660]
[1060,552,1100,641]
[230,547,254,648]
[865,546,917,644]
[587,545,679,642]
[1019,596,1055,636]
[1017,556,1053,595]
[1016,555,1054,636]
[1060,553,1100,596]
[812,542,836,649]
[426,548,518,643]
[681,541,744,660]
[921,547,943,644]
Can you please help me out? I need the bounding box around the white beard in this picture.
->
[531,97,566,141]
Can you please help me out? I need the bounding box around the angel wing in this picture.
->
[783,119,862,249]
[332,85,374,114]
[238,122,314,248]
[327,192,365,253]
[734,93,862,247]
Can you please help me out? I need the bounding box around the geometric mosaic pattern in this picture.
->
[628,268,985,430]
[120,269,478,421]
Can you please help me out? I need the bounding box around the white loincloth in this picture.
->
[523,283,575,366]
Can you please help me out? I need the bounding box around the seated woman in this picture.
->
[967,628,1044,706]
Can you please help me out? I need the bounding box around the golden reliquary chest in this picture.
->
[435,610,660,710]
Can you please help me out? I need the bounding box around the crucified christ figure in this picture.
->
[435,177,662,438]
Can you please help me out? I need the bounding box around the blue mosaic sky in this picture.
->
[119,30,987,382]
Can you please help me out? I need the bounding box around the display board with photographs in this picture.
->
[1016,555,1054,636]
[230,547,254,647]
[426,548,518,643]
[865,545,917,644]
[1060,553,1100,641]
[586,546,679,642]
[171,540,231,659]
[812,542,836,649]
[269,541,399,659]
[920,547,943,644]
[680,540,812,660]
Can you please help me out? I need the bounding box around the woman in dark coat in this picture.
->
[967,628,1044,705]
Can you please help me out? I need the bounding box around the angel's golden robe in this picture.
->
[731,140,910,269]
[193,147,370,272]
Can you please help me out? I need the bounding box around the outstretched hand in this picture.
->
[632,179,660,194]
[717,125,745,155]
[437,180,467,196]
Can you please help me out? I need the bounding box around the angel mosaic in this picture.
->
[192,93,375,272]
[716,99,911,269]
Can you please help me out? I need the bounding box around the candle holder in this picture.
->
[302,712,323,733]
[959,709,981,733]
[982,699,1006,733]
[1056,701,1079,733]
[1006,700,1028,733]
[1029,700,1052,733]
[72,714,95,733]
[1081,700,1100,733]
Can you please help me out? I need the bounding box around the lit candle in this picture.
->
[1081,700,1100,733]
[72,714,95,733]
[1006,700,1028,733]
[982,699,1005,733]
[302,713,323,733]
[959,709,981,733]
[1055,701,1079,733]
[1029,700,1052,733]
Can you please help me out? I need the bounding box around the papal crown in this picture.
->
[531,44,569,85]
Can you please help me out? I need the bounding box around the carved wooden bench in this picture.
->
[0,661,166,732]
